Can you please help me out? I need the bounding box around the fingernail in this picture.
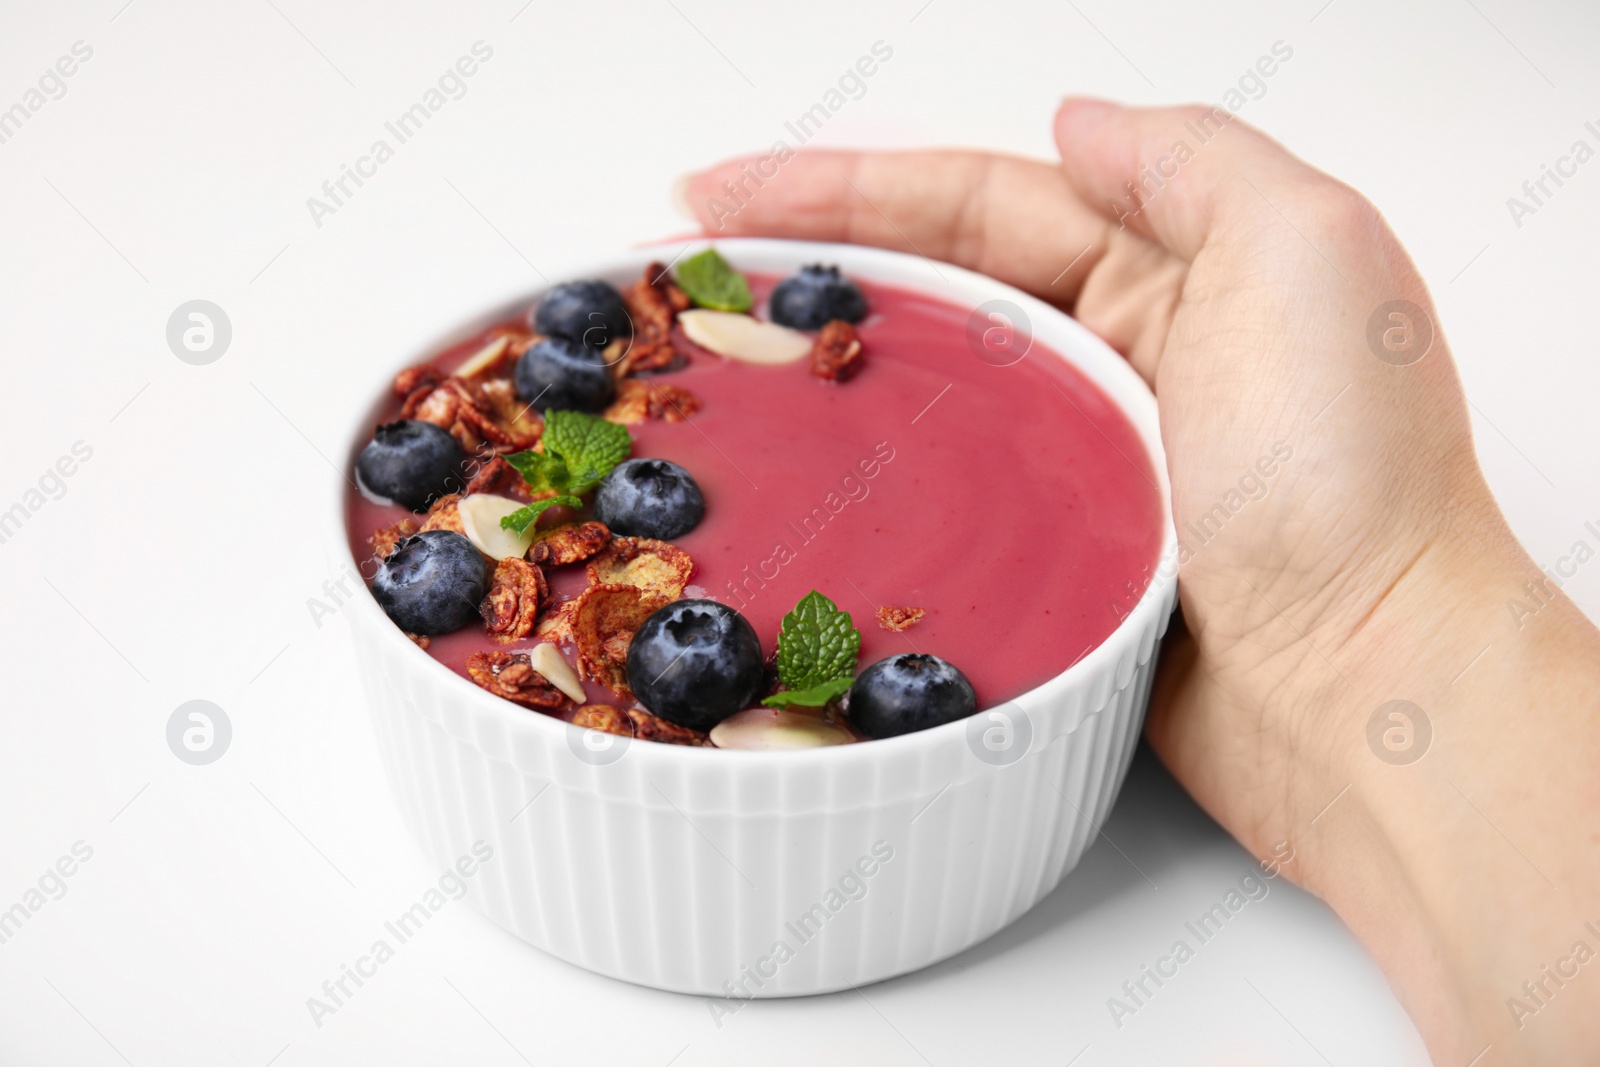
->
[670,175,696,221]
[1058,97,1118,128]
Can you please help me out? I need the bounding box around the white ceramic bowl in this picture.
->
[332,238,1177,998]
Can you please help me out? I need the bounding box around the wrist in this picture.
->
[1292,532,1600,1062]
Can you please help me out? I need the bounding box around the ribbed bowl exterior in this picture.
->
[338,239,1177,997]
[349,580,1171,997]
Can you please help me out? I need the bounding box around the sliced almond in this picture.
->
[530,642,586,703]
[454,335,511,379]
[709,707,858,750]
[678,309,812,365]
[458,493,535,561]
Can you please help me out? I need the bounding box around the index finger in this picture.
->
[679,149,1116,303]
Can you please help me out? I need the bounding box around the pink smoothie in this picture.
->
[345,275,1163,712]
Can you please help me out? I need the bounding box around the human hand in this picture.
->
[681,100,1600,1063]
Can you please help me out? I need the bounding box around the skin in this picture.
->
[682,99,1600,1063]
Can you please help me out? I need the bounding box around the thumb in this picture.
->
[1052,98,1328,260]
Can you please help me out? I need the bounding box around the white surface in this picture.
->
[1,0,1595,1064]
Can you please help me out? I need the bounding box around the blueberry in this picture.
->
[534,280,631,351]
[627,600,764,731]
[593,458,705,539]
[768,264,868,330]
[847,654,977,739]
[356,420,469,512]
[372,530,490,635]
[514,336,616,413]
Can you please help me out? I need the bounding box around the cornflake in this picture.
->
[586,537,694,605]
[535,597,580,643]
[571,583,659,697]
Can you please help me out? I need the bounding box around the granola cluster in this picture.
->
[530,521,611,566]
[369,517,419,560]
[364,255,906,751]
[391,267,709,460]
[613,262,691,376]
[375,469,707,738]
[602,379,703,425]
[571,705,710,746]
[463,455,532,499]
[465,526,703,732]
[417,494,466,535]
[529,536,698,693]
[464,650,569,709]
[401,371,543,454]
[876,605,925,632]
[810,320,865,382]
[368,265,717,746]
[369,456,707,739]
[481,558,545,644]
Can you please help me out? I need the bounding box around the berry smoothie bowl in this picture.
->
[333,238,1177,996]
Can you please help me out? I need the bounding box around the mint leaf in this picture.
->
[774,590,861,691]
[503,411,632,500]
[761,676,854,708]
[497,412,631,533]
[504,449,570,495]
[675,247,753,312]
[542,410,631,481]
[499,495,583,534]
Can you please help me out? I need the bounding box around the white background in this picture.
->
[2,0,1597,1064]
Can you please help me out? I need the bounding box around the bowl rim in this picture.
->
[330,237,1177,768]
